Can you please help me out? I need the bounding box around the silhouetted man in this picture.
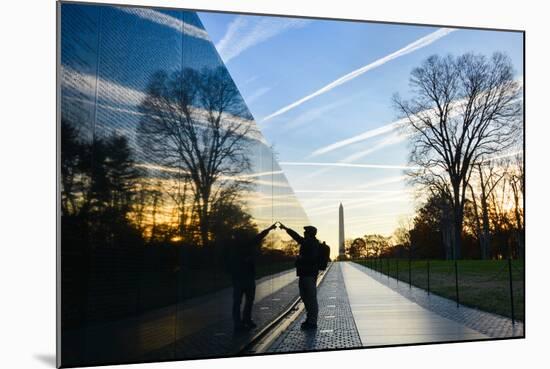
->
[225,223,277,332]
[278,223,320,330]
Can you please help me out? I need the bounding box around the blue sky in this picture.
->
[199,12,523,249]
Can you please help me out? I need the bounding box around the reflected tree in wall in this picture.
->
[61,119,85,217]
[61,118,140,232]
[138,67,253,247]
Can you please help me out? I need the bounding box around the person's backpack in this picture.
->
[318,242,331,270]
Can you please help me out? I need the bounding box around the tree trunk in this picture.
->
[452,182,463,260]
[151,193,158,242]
[468,184,484,259]
[199,191,211,248]
[513,192,524,259]
[453,211,462,260]
[477,166,491,259]
[177,181,188,240]
[480,195,491,260]
[517,230,525,259]
[441,216,453,260]
[199,210,209,247]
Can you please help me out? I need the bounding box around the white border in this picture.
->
[1,1,548,368]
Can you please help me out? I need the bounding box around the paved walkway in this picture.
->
[342,262,488,346]
[352,262,524,338]
[269,261,522,352]
[268,263,362,353]
[67,261,523,364]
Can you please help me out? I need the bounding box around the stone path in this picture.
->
[69,261,523,365]
[342,262,488,346]
[351,262,524,338]
[269,261,523,352]
[268,263,362,352]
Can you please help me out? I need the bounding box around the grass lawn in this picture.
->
[354,259,524,321]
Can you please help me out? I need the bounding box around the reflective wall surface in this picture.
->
[59,2,309,366]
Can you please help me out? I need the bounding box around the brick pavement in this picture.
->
[268,263,362,352]
[145,260,522,360]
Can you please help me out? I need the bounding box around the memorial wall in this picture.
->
[59,3,310,366]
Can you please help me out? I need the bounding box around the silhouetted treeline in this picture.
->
[344,177,523,261]
[61,113,294,330]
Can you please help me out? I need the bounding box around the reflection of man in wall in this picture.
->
[225,223,277,332]
[278,223,320,330]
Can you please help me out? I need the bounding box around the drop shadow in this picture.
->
[33,353,56,367]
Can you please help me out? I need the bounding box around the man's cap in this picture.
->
[303,225,317,235]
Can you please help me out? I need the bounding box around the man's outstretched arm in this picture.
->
[278,223,304,245]
[252,223,278,245]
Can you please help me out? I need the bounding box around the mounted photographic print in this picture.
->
[57,1,525,367]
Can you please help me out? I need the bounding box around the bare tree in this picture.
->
[393,217,413,249]
[507,154,524,257]
[468,160,507,259]
[167,170,192,241]
[138,67,254,247]
[346,237,367,259]
[61,119,83,216]
[394,52,521,259]
[131,179,162,237]
[410,179,455,259]
[364,234,391,257]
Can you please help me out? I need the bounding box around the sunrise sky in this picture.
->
[199,11,524,251]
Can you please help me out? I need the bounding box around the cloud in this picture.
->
[294,167,332,183]
[245,86,272,104]
[279,161,419,170]
[294,190,408,194]
[234,170,284,179]
[317,76,523,160]
[340,131,411,162]
[116,7,210,41]
[216,16,310,63]
[483,150,523,162]
[262,28,456,122]
[61,66,268,144]
[276,95,357,133]
[240,75,259,87]
[282,152,413,182]
[135,163,291,188]
[306,193,411,216]
[309,119,405,158]
[313,76,523,162]
[356,175,408,189]
[345,211,411,224]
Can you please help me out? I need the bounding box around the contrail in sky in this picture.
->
[216,16,310,63]
[279,162,419,170]
[262,28,456,122]
[116,7,210,41]
[309,119,405,158]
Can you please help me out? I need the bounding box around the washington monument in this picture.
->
[339,203,345,258]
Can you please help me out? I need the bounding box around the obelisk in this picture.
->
[339,203,345,258]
